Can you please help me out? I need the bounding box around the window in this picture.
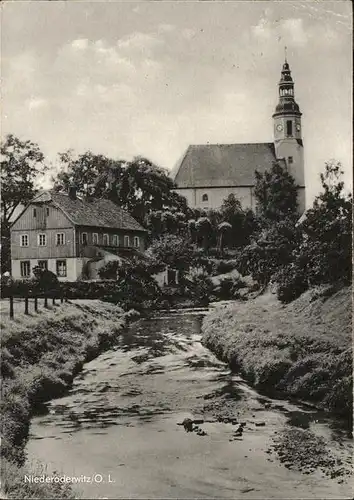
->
[92,233,99,245]
[38,234,47,246]
[124,235,130,247]
[20,234,29,247]
[20,261,31,277]
[133,236,140,248]
[103,234,109,246]
[38,260,48,270]
[112,235,119,246]
[81,232,88,245]
[286,120,293,136]
[56,233,65,245]
[33,208,37,217]
[46,207,50,216]
[56,260,67,277]
[202,193,208,202]
[288,156,293,164]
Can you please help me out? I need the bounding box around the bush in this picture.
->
[275,263,309,304]
[213,259,238,275]
[215,276,247,300]
[183,270,214,305]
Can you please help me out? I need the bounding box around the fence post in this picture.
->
[44,296,48,308]
[25,297,29,315]
[61,296,64,304]
[34,297,38,312]
[52,297,56,306]
[9,296,14,319]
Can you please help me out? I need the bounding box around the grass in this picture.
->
[1,299,130,499]
[202,285,352,420]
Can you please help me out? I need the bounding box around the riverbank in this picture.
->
[202,285,352,421]
[1,299,134,499]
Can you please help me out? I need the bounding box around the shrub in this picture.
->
[275,263,309,304]
[215,276,247,300]
[213,259,238,275]
[183,270,214,305]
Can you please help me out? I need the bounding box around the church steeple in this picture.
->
[272,55,305,213]
[273,59,302,118]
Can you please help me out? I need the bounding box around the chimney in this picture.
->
[68,183,77,200]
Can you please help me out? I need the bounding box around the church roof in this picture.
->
[173,142,277,188]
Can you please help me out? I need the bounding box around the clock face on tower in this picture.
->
[276,124,283,132]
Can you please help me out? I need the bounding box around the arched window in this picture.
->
[202,193,208,202]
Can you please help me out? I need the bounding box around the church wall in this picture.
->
[175,187,255,211]
[297,187,306,214]
[275,140,305,187]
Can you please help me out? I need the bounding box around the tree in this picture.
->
[219,194,257,247]
[53,152,187,224]
[254,161,298,221]
[217,222,232,253]
[238,217,301,287]
[1,134,47,272]
[296,161,352,285]
[53,150,117,198]
[188,219,197,244]
[196,217,213,251]
[146,234,195,272]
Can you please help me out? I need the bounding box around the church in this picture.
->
[173,59,305,214]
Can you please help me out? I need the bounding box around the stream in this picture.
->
[27,308,353,499]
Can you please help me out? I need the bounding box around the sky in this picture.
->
[1,0,352,206]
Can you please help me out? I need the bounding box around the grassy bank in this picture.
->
[202,286,352,421]
[1,299,134,499]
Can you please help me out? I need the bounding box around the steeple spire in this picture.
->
[273,58,301,118]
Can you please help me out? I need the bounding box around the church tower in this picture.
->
[273,58,305,213]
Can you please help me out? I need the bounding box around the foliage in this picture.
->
[219,194,258,247]
[297,161,352,286]
[238,217,301,287]
[1,300,125,498]
[182,269,214,305]
[146,234,196,272]
[214,276,247,300]
[1,134,47,272]
[274,161,352,303]
[1,134,47,224]
[275,263,309,304]
[145,209,187,242]
[254,161,298,220]
[196,217,213,250]
[32,266,60,291]
[53,152,187,224]
[217,222,232,253]
[202,286,352,416]
[53,150,117,198]
[98,257,162,309]
[212,259,239,275]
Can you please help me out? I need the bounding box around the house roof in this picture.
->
[173,143,277,188]
[12,191,147,232]
[51,192,147,231]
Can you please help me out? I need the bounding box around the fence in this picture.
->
[7,295,69,319]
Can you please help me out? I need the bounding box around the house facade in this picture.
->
[173,58,305,214]
[10,189,147,281]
